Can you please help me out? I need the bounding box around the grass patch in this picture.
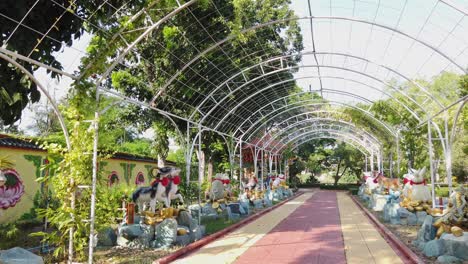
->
[203,217,240,235]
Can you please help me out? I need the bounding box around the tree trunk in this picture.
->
[334,160,342,186]
[196,150,205,183]
[207,157,214,181]
[157,154,165,167]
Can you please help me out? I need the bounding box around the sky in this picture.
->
[10,0,468,142]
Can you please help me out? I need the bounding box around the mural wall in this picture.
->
[0,145,159,224]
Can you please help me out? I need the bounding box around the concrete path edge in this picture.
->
[349,194,424,264]
[153,191,305,264]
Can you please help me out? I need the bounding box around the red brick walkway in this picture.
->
[234,191,346,264]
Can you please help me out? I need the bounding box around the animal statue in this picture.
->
[222,174,232,198]
[207,173,226,201]
[433,186,467,238]
[377,173,401,192]
[132,167,183,213]
[362,171,380,194]
[405,167,431,202]
[402,168,416,198]
[246,174,258,191]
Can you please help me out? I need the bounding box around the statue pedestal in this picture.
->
[371,194,388,211]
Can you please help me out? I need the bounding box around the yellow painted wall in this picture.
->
[0,146,158,224]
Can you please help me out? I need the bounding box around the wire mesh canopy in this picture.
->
[1,0,468,153]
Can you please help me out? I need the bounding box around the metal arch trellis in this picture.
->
[1,1,467,263]
[256,118,382,153]
[189,51,444,125]
[152,15,466,106]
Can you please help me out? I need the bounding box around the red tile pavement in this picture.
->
[234,191,346,264]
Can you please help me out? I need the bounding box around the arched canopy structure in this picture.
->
[1,1,468,262]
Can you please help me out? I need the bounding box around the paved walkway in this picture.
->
[172,190,404,264]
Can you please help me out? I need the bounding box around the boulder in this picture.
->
[134,224,155,248]
[97,227,117,247]
[188,204,202,220]
[175,234,191,246]
[239,200,250,215]
[423,239,445,257]
[189,225,204,242]
[227,203,242,214]
[202,203,218,215]
[440,233,468,260]
[120,224,143,240]
[414,215,436,244]
[116,236,130,247]
[397,207,412,218]
[177,210,193,227]
[416,211,428,225]
[371,194,388,211]
[0,247,44,264]
[407,213,418,226]
[153,218,178,249]
[253,199,263,209]
[437,255,463,263]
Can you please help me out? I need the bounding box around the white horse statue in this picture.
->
[363,171,380,194]
[132,167,183,213]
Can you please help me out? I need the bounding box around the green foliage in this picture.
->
[178,181,199,204]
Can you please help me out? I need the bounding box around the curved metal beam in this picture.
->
[154,15,465,105]
[0,53,71,151]
[274,129,378,155]
[240,101,396,144]
[192,51,440,121]
[258,117,381,152]
[290,135,369,156]
[199,64,427,129]
[268,125,381,154]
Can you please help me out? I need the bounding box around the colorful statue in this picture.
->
[405,168,431,202]
[132,167,182,213]
[433,186,467,238]
[207,173,226,201]
[362,171,380,194]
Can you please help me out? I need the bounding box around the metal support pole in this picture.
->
[268,153,273,173]
[253,147,258,183]
[88,110,99,264]
[365,155,368,172]
[428,120,437,209]
[239,140,243,187]
[197,126,203,224]
[186,123,191,184]
[370,151,374,171]
[261,149,265,190]
[443,112,453,194]
[396,132,400,177]
[377,151,381,173]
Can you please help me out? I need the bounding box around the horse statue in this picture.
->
[132,167,183,213]
[362,171,381,194]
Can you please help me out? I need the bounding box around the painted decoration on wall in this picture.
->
[108,171,119,187]
[0,169,25,210]
[135,172,145,185]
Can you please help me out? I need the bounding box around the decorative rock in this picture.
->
[200,213,218,223]
[239,200,250,215]
[440,233,468,260]
[415,215,436,243]
[407,213,418,226]
[139,224,155,244]
[371,194,388,211]
[437,255,463,263]
[117,236,130,247]
[227,203,242,214]
[188,204,201,220]
[263,197,272,207]
[175,234,191,246]
[189,225,204,242]
[177,210,193,227]
[253,199,263,209]
[397,207,412,218]
[383,203,400,224]
[153,218,178,249]
[416,211,428,225]
[238,202,247,215]
[0,247,44,264]
[97,227,117,247]
[120,224,143,240]
[423,239,445,257]
[451,226,463,237]
[202,203,218,215]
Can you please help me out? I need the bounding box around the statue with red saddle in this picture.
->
[132,166,183,213]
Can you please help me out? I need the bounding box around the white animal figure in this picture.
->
[222,174,232,198]
[402,169,416,198]
[208,173,226,201]
[132,167,183,213]
[363,171,380,193]
[407,167,431,202]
